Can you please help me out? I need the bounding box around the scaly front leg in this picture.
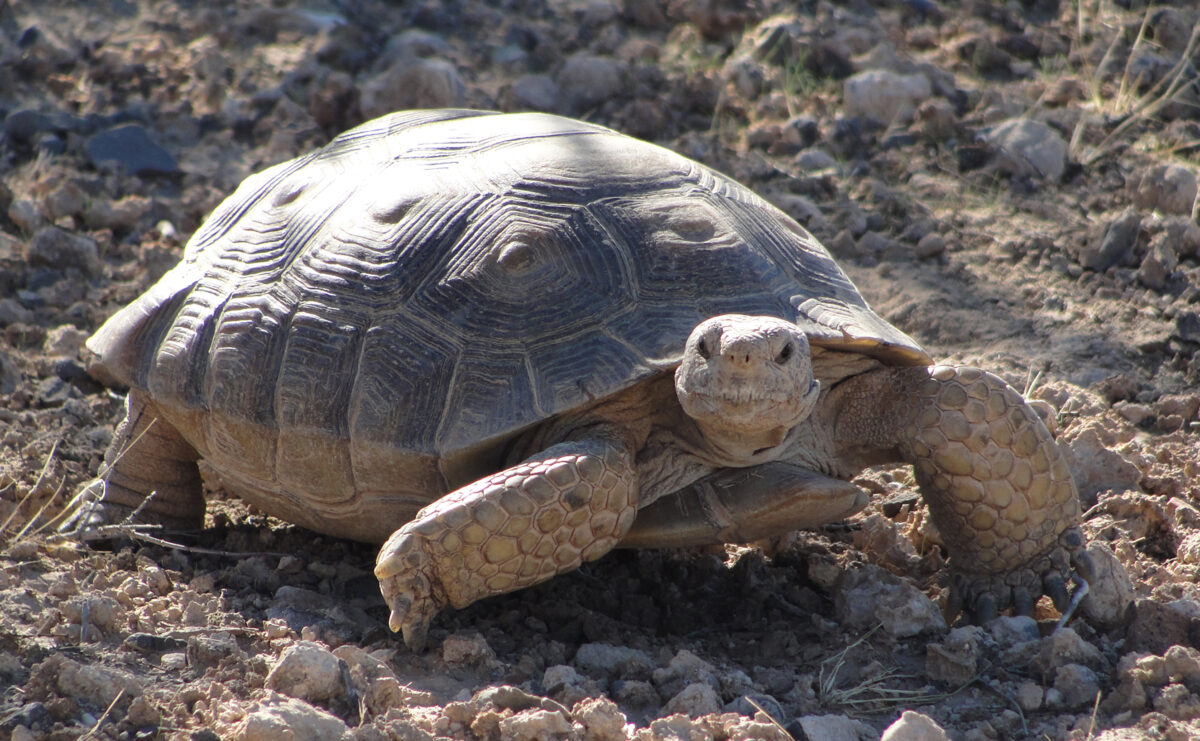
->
[834,365,1096,621]
[375,435,638,650]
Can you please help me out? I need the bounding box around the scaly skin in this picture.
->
[836,364,1091,621]
[374,436,638,650]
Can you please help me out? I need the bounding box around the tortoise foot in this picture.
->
[375,436,639,650]
[375,530,444,651]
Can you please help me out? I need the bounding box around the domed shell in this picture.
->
[90,109,926,475]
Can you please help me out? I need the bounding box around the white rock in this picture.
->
[572,696,628,741]
[43,654,142,708]
[835,565,947,638]
[662,682,722,717]
[497,708,574,740]
[1062,425,1142,498]
[265,641,345,703]
[843,70,932,124]
[795,714,869,741]
[985,118,1068,181]
[233,693,352,741]
[881,710,951,740]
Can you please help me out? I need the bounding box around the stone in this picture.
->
[651,649,719,698]
[795,714,868,741]
[187,632,245,672]
[0,350,19,395]
[8,198,43,233]
[233,692,352,741]
[985,118,1067,181]
[34,654,142,710]
[1077,210,1141,271]
[556,54,625,113]
[572,696,628,741]
[510,74,560,112]
[265,641,346,703]
[42,325,88,357]
[1052,664,1101,708]
[881,710,951,740]
[1079,542,1135,627]
[573,643,654,678]
[843,70,932,124]
[27,227,101,276]
[986,615,1039,644]
[1062,424,1142,500]
[1130,163,1197,216]
[86,125,180,175]
[360,57,466,119]
[834,564,946,638]
[662,682,722,717]
[442,631,496,668]
[1033,628,1104,674]
[498,708,575,740]
[926,627,983,684]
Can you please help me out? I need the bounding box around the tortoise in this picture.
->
[71,109,1094,649]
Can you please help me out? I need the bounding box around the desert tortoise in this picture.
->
[73,109,1093,649]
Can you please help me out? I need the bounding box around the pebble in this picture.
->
[556,54,625,113]
[33,654,142,710]
[571,696,628,741]
[265,641,347,703]
[510,74,560,111]
[0,350,19,395]
[8,198,43,232]
[1130,163,1198,216]
[498,708,574,740]
[1053,664,1101,708]
[1079,542,1136,627]
[662,682,722,717]
[360,56,466,119]
[234,692,353,741]
[926,627,982,684]
[1062,423,1143,500]
[27,227,101,276]
[834,564,947,638]
[794,714,869,741]
[442,631,497,668]
[1034,628,1104,674]
[86,124,180,175]
[984,117,1068,181]
[573,643,654,678]
[843,70,932,124]
[986,615,1039,644]
[881,710,951,740]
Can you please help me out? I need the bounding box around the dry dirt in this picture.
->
[1,1,1199,739]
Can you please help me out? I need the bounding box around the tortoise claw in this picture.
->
[971,591,999,624]
[1011,586,1035,617]
[1044,572,1071,612]
[375,531,443,651]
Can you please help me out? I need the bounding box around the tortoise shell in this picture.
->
[88,109,927,540]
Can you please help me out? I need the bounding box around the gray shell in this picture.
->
[88,110,926,538]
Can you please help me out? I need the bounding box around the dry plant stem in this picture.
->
[79,688,124,740]
[743,696,795,740]
[1,441,59,543]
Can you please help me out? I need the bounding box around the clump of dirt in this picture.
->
[1,0,1199,739]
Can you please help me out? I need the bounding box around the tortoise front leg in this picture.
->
[618,462,869,549]
[375,435,638,650]
[833,365,1092,621]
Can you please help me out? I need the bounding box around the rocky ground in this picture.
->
[1,0,1199,739]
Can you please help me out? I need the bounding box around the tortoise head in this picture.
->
[675,314,820,456]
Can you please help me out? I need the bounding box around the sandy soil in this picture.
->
[1,1,1199,739]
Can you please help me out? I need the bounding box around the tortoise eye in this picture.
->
[775,343,793,364]
[696,338,711,360]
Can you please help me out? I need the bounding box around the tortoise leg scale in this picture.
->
[375,435,638,650]
[835,365,1091,621]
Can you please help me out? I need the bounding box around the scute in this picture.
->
[88,109,928,465]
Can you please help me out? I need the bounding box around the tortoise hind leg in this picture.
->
[64,391,204,532]
[832,365,1093,621]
